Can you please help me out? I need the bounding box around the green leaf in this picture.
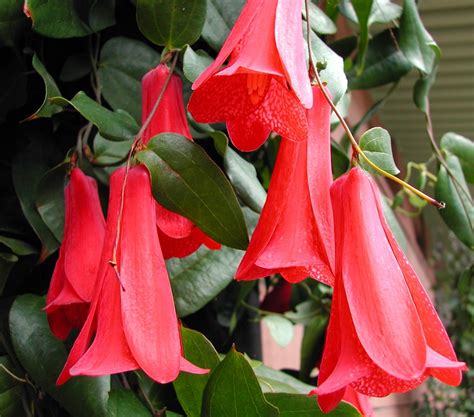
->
[137,134,248,249]
[136,0,207,49]
[306,30,347,104]
[340,0,401,25]
[107,390,152,417]
[36,162,68,243]
[0,356,23,417]
[435,155,474,250]
[299,318,327,382]
[440,132,474,184]
[12,140,60,260]
[183,46,214,83]
[98,37,161,122]
[359,127,399,175]
[349,30,412,90]
[265,393,361,417]
[0,236,37,256]
[285,300,320,326]
[0,0,28,47]
[331,141,350,179]
[60,53,92,82]
[252,362,314,394]
[0,49,27,123]
[413,64,437,114]
[53,92,139,142]
[0,253,17,294]
[202,0,245,50]
[9,294,110,417]
[351,0,374,74]
[262,315,294,348]
[303,2,336,35]
[399,0,440,75]
[87,0,116,32]
[381,196,407,252]
[202,348,280,417]
[28,54,63,120]
[93,133,132,165]
[173,328,220,417]
[211,131,266,213]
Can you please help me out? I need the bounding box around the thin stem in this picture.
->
[108,52,179,288]
[0,364,28,384]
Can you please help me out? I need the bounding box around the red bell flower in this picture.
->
[342,387,373,417]
[57,165,206,385]
[45,168,105,340]
[235,86,334,286]
[188,0,311,152]
[142,64,220,258]
[311,167,466,412]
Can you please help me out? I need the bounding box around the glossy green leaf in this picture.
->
[137,134,248,249]
[381,196,407,251]
[262,315,294,348]
[28,54,63,120]
[359,127,399,175]
[202,0,245,50]
[12,140,60,260]
[340,0,401,25]
[0,253,17,294]
[351,0,373,74]
[413,64,437,114]
[53,92,139,142]
[211,131,266,213]
[107,390,151,417]
[399,0,440,75]
[0,236,37,256]
[252,361,314,394]
[98,37,160,122]
[93,133,132,165]
[0,0,27,47]
[183,46,214,83]
[174,328,220,417]
[303,2,336,35]
[167,208,258,317]
[435,154,474,250]
[306,29,347,104]
[9,294,110,417]
[265,394,361,417]
[349,30,412,90]
[136,0,207,49]
[87,0,116,33]
[299,318,327,382]
[36,162,67,242]
[202,348,279,417]
[285,300,320,326]
[440,132,474,184]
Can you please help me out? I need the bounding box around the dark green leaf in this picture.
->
[137,134,248,249]
[435,155,474,250]
[0,49,27,122]
[211,131,266,213]
[399,0,440,75]
[28,54,63,119]
[173,328,220,417]
[202,0,245,50]
[0,236,36,256]
[25,0,91,38]
[262,315,294,348]
[306,29,347,104]
[202,348,279,417]
[183,46,214,83]
[381,197,407,251]
[349,30,412,90]
[340,0,401,25]
[0,0,28,47]
[299,318,327,382]
[98,37,160,122]
[413,64,437,114]
[136,0,207,49]
[359,127,399,175]
[93,133,132,165]
[88,0,116,32]
[107,390,151,417]
[440,132,474,184]
[9,294,110,417]
[351,0,374,74]
[303,2,336,35]
[12,140,60,260]
[53,92,139,142]
[265,393,361,417]
[0,253,17,294]
[285,301,320,326]
[36,162,68,242]
[60,53,92,82]
[331,141,350,179]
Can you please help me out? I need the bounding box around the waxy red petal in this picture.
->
[342,387,373,417]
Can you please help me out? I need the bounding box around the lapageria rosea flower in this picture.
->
[188,0,311,151]
[45,168,105,340]
[57,165,206,384]
[312,167,466,412]
[142,64,220,259]
[235,86,334,285]
[343,387,373,417]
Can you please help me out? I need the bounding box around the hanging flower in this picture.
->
[188,0,311,151]
[342,387,373,417]
[235,86,334,285]
[311,167,466,412]
[142,64,220,258]
[45,168,105,340]
[57,165,206,384]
